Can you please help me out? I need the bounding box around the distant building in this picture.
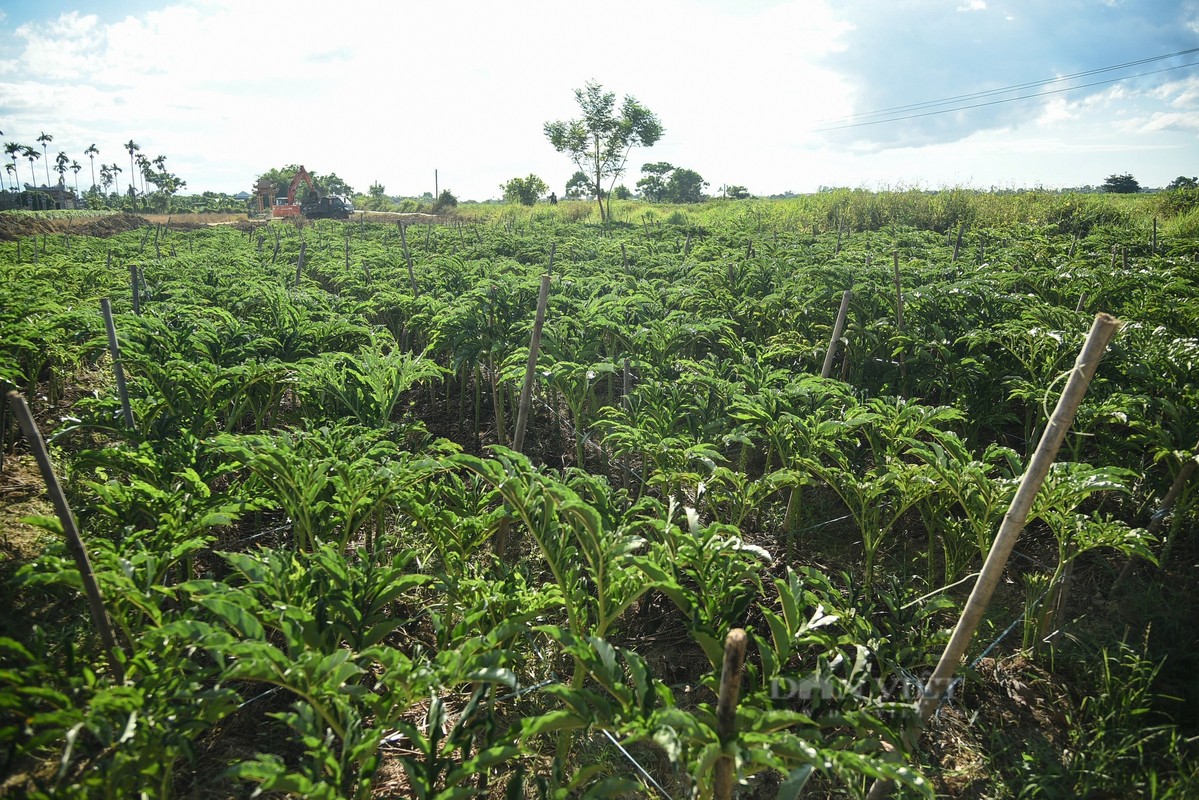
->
[233,191,251,201]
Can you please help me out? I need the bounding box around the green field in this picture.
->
[1,190,1197,798]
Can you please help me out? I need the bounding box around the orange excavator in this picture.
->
[271,165,353,220]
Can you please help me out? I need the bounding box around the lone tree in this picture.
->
[564,170,592,200]
[637,162,709,203]
[1166,176,1197,190]
[1102,173,1141,194]
[544,81,663,222]
[501,174,548,206]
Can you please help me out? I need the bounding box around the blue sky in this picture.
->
[0,0,1196,198]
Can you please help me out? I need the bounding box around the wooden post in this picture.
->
[893,252,906,389]
[344,230,350,271]
[294,241,306,287]
[683,230,692,256]
[100,299,134,429]
[621,242,628,269]
[713,628,748,800]
[513,258,554,454]
[8,391,125,683]
[1112,439,1198,589]
[400,223,418,295]
[821,290,852,379]
[1152,217,1158,253]
[864,313,1121,800]
[952,224,964,262]
[130,262,141,316]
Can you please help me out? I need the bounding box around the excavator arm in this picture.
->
[286,166,315,205]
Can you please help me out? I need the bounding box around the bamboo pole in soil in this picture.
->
[8,391,125,683]
[713,628,748,800]
[294,241,307,287]
[130,262,141,316]
[864,312,1121,800]
[400,223,418,296]
[513,263,553,455]
[821,290,852,379]
[893,252,906,390]
[1111,439,1198,590]
[100,299,134,429]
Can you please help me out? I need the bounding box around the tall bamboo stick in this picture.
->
[513,263,553,455]
[865,312,1121,800]
[100,299,134,429]
[713,628,748,800]
[8,392,125,682]
[821,290,852,379]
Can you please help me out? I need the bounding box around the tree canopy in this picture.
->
[1102,173,1140,194]
[501,174,548,206]
[636,162,709,204]
[564,170,593,200]
[544,82,663,222]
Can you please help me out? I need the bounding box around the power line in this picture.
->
[823,46,1199,124]
[814,60,1199,132]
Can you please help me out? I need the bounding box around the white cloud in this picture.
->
[0,0,1192,196]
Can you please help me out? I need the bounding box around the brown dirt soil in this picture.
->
[0,212,149,241]
[923,653,1072,797]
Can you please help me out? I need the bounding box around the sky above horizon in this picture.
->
[1,0,1197,200]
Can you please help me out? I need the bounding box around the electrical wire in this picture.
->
[823,46,1199,124]
[816,57,1199,132]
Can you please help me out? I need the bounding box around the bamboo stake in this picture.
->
[1112,439,1198,590]
[8,391,125,683]
[713,628,748,800]
[130,262,141,316]
[893,252,906,389]
[400,223,418,296]
[821,290,852,379]
[294,241,306,287]
[864,312,1121,800]
[100,299,134,429]
[513,262,553,454]
[0,386,7,474]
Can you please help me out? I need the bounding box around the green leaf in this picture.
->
[776,765,814,800]
[198,597,265,639]
[19,515,64,535]
[520,710,585,739]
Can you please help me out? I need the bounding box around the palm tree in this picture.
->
[71,160,82,195]
[37,132,53,187]
[124,140,139,195]
[54,151,69,187]
[100,163,113,194]
[4,163,16,190]
[23,146,40,187]
[84,144,99,190]
[110,162,123,197]
[134,152,150,194]
[6,142,24,187]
